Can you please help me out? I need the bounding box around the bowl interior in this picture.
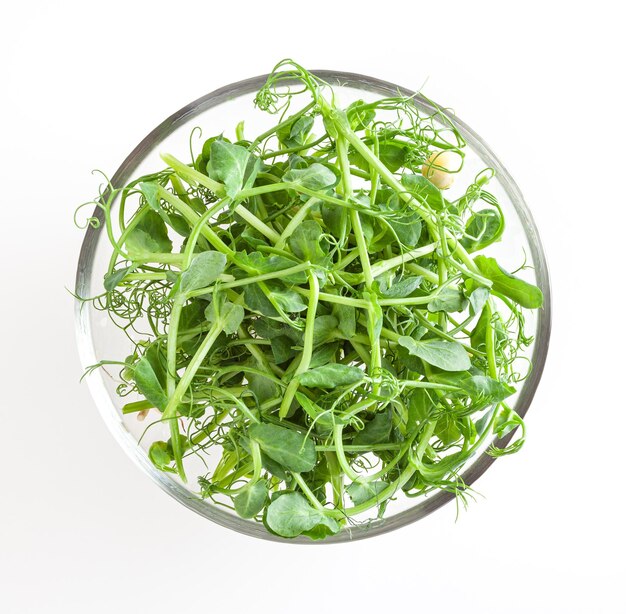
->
[75,71,551,543]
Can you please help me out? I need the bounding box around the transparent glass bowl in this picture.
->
[75,71,551,543]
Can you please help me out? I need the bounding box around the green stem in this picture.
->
[485,300,498,379]
[162,322,224,480]
[332,424,360,482]
[368,242,438,279]
[292,473,325,511]
[169,174,191,205]
[275,198,320,249]
[324,451,344,511]
[165,296,185,480]
[259,133,328,159]
[161,153,225,196]
[406,262,439,284]
[131,253,185,267]
[293,287,368,308]
[279,271,319,418]
[187,262,312,297]
[233,204,280,243]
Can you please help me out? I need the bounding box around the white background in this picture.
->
[2,1,625,612]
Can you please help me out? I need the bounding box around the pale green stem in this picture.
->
[279,272,319,418]
[275,198,320,250]
[292,473,325,511]
[368,242,438,279]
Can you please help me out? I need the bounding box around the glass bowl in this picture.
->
[75,71,551,543]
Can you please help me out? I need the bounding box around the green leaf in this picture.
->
[377,275,423,298]
[253,318,300,341]
[299,364,365,388]
[321,202,348,238]
[133,356,168,411]
[180,251,227,293]
[378,142,407,172]
[207,140,250,197]
[140,181,184,233]
[350,141,406,172]
[244,284,277,317]
[397,337,471,371]
[311,315,338,345]
[396,328,428,373]
[428,287,468,313]
[401,174,446,210]
[265,492,340,539]
[475,407,495,436]
[201,135,227,159]
[248,372,278,404]
[347,481,389,506]
[240,225,268,250]
[493,405,523,439]
[353,407,393,445]
[189,196,207,215]
[346,99,376,131]
[288,155,308,169]
[143,342,168,388]
[470,308,506,350]
[178,300,206,334]
[301,522,341,540]
[233,480,268,519]
[277,115,314,148]
[260,452,290,480]
[474,256,543,309]
[333,304,356,339]
[461,209,504,252]
[469,286,490,316]
[125,210,173,256]
[287,220,327,262]
[244,282,306,317]
[242,154,261,190]
[221,301,245,335]
[435,414,462,445]
[149,441,172,470]
[248,423,316,473]
[272,287,308,313]
[104,265,134,291]
[270,335,298,364]
[376,188,422,247]
[234,251,306,284]
[408,388,433,423]
[283,163,338,192]
[460,375,515,404]
[309,343,340,368]
[139,181,161,211]
[168,212,191,237]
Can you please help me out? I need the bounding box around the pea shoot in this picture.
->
[79,60,543,540]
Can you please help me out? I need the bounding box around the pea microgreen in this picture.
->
[79,59,543,539]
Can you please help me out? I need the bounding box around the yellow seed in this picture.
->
[137,409,150,422]
[421,150,460,190]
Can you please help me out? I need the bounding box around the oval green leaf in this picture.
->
[248,423,316,473]
[234,480,268,519]
[265,492,339,539]
[397,337,471,372]
[299,364,364,388]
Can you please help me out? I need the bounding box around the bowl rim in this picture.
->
[75,70,552,544]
